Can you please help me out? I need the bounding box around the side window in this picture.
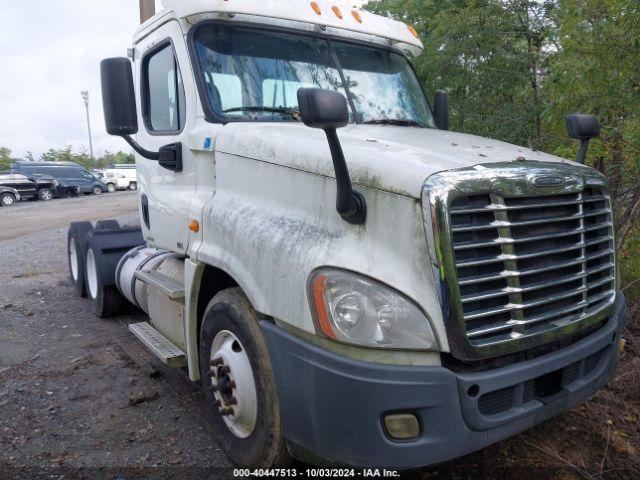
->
[143,42,186,133]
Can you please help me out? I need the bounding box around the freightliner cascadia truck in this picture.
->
[66,0,626,469]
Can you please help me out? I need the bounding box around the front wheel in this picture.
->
[128,182,137,191]
[199,288,289,468]
[92,186,103,195]
[106,183,117,193]
[38,188,53,201]
[0,193,16,207]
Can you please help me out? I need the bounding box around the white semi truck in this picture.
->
[67,0,626,469]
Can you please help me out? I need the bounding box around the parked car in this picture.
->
[102,169,138,192]
[0,186,21,207]
[11,161,108,196]
[0,171,58,201]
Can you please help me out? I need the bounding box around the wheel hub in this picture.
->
[209,330,257,439]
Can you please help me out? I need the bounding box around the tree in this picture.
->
[0,147,12,171]
[368,0,557,149]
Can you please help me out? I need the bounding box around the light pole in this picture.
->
[81,90,95,159]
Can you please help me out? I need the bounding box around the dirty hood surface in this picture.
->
[215,123,577,199]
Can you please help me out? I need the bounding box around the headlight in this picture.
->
[309,270,437,350]
[53,179,59,187]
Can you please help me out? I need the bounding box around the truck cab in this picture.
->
[69,0,625,470]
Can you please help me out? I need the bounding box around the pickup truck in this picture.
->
[66,0,625,470]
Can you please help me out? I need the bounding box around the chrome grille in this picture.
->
[449,188,615,347]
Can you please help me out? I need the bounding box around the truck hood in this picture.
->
[215,123,579,199]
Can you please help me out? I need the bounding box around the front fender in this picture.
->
[196,153,449,353]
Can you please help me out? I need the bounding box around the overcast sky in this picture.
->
[0,1,370,160]
[0,1,164,159]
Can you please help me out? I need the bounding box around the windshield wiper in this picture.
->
[364,119,426,128]
[223,106,301,120]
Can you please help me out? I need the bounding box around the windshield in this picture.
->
[192,24,434,128]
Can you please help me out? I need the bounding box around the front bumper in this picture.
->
[261,293,626,469]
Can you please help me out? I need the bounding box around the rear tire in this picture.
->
[38,188,53,201]
[68,221,94,297]
[199,288,289,468]
[92,186,103,195]
[129,182,137,191]
[95,220,120,231]
[84,244,125,318]
[0,193,16,207]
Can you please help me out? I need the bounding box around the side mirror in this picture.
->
[433,90,450,131]
[298,88,366,225]
[566,114,600,164]
[100,58,138,136]
[100,57,182,172]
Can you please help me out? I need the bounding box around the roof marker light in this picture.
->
[351,10,363,23]
[332,6,343,19]
[311,2,322,15]
[408,25,420,38]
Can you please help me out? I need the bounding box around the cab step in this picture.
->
[128,322,187,368]
[134,270,185,300]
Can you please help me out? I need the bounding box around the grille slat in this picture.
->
[450,188,615,346]
[463,285,588,321]
[456,242,585,268]
[461,271,589,303]
[450,195,609,215]
[453,226,591,251]
[451,209,610,233]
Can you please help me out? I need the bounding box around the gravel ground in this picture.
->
[0,196,233,479]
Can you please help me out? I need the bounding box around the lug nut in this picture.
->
[207,370,216,378]
[220,366,231,374]
[227,397,238,406]
[209,385,219,393]
[220,407,234,416]
[214,399,221,408]
[210,358,224,367]
[229,380,237,389]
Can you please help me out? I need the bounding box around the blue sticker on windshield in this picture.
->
[204,137,212,150]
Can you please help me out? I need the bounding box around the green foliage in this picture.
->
[0,147,12,171]
[369,0,640,299]
[6,146,135,171]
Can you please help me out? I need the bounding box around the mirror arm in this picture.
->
[324,128,367,225]
[576,139,589,164]
[122,135,160,161]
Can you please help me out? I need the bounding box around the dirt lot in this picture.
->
[0,193,639,479]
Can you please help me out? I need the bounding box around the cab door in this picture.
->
[134,21,196,253]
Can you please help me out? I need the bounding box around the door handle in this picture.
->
[158,143,183,173]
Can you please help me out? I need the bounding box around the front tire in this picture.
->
[0,193,16,207]
[199,288,289,468]
[38,188,53,201]
[107,183,117,193]
[129,182,137,191]
[92,186,103,195]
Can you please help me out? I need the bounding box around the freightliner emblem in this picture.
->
[534,176,566,187]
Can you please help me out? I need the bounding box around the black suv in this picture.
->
[0,171,58,201]
[11,161,108,196]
